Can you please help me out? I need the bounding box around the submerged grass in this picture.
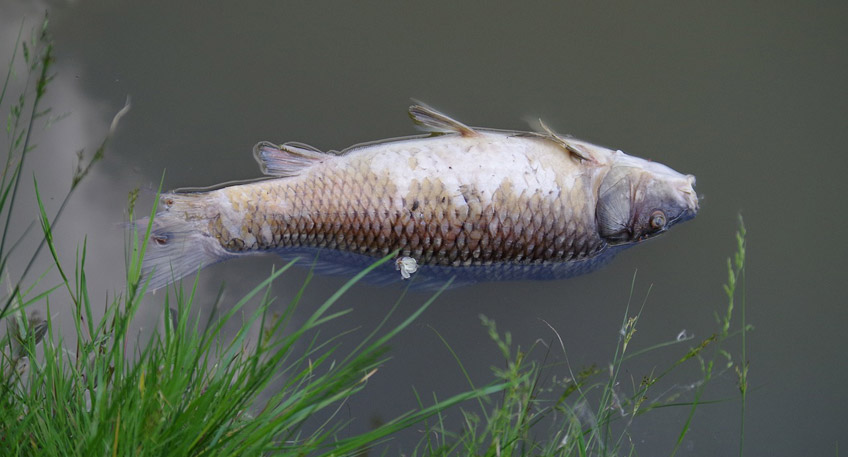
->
[1,15,750,456]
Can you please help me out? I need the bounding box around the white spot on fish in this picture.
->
[396,256,418,279]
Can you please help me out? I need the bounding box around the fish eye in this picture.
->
[649,210,667,230]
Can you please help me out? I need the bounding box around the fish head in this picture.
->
[596,151,698,245]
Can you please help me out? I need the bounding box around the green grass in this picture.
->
[1,15,750,456]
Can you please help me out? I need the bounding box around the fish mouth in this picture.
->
[672,205,698,225]
[666,191,699,232]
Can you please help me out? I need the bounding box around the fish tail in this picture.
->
[139,192,230,291]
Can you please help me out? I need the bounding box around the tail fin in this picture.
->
[139,193,231,291]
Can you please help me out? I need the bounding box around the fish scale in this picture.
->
[140,104,697,290]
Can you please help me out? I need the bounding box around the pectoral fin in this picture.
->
[408,104,478,137]
[253,141,327,177]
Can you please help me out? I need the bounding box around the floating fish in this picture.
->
[140,104,698,290]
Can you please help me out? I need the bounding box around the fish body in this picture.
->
[142,105,698,290]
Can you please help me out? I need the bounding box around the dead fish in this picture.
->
[140,104,698,290]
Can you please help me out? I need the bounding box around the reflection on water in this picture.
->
[4,1,848,454]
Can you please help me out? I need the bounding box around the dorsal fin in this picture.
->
[408,104,478,137]
[535,118,597,163]
[253,141,327,177]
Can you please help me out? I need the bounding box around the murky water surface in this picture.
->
[3,2,847,454]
